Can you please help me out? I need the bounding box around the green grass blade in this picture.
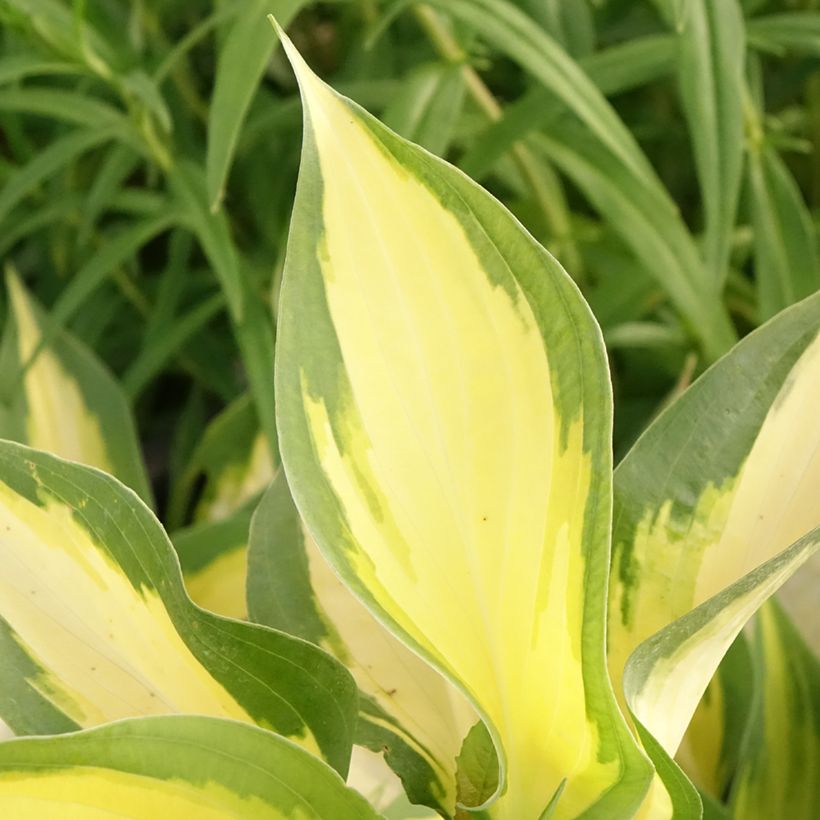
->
[674,0,746,283]
[75,143,141,248]
[0,196,82,258]
[1,0,117,70]
[528,128,736,359]
[0,127,117,227]
[423,0,735,359]
[206,0,310,211]
[48,208,178,331]
[747,142,820,320]
[427,0,657,186]
[748,12,820,57]
[123,293,225,398]
[459,33,676,180]
[169,161,243,318]
[0,55,79,84]
[169,162,279,462]
[537,0,594,57]
[0,87,127,130]
[382,62,465,156]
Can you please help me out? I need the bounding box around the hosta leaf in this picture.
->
[675,635,754,801]
[673,0,745,282]
[347,745,441,818]
[624,525,820,817]
[731,602,820,820]
[777,552,820,655]
[608,292,820,811]
[0,715,377,819]
[273,27,650,818]
[169,394,274,529]
[0,271,151,504]
[247,473,475,816]
[609,291,820,703]
[174,506,253,620]
[0,439,356,776]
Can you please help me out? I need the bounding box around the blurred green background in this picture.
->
[1,0,819,515]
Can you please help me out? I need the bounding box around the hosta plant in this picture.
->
[0,20,818,820]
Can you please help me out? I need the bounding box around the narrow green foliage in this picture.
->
[0,3,818,818]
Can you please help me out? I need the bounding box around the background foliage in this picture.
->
[3,0,820,474]
[1,0,819,815]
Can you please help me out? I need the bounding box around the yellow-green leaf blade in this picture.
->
[608,293,820,815]
[274,28,650,819]
[0,715,377,819]
[731,602,820,820]
[675,635,754,802]
[1,270,152,504]
[175,508,253,620]
[624,527,820,819]
[609,292,820,704]
[624,526,820,758]
[0,439,356,775]
[247,473,476,816]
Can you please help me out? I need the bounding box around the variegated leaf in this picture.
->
[247,473,475,816]
[624,526,820,817]
[273,24,650,819]
[0,715,376,818]
[609,292,820,737]
[0,439,356,775]
[730,601,820,820]
[171,394,274,528]
[0,269,152,504]
[609,292,820,816]
[174,506,253,620]
[675,635,754,802]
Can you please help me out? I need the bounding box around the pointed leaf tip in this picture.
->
[268,16,324,102]
[267,14,283,39]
